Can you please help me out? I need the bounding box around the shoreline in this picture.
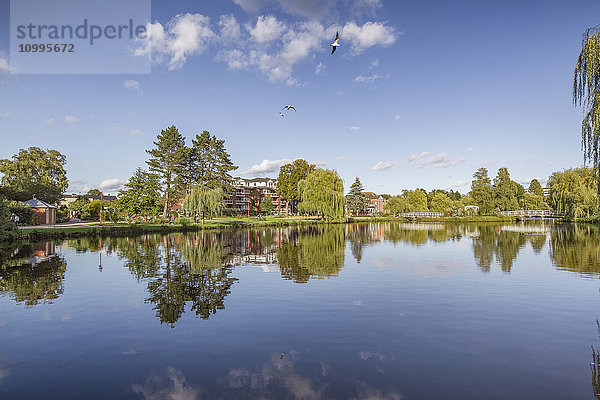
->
[7,215,546,242]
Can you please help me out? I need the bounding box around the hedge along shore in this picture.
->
[12,214,553,242]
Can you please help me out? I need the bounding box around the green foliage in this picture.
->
[181,131,238,193]
[574,27,600,193]
[521,192,551,210]
[298,169,345,222]
[0,196,17,241]
[86,189,102,196]
[146,126,187,218]
[277,159,316,213]
[85,200,102,221]
[260,196,275,214]
[430,192,453,212]
[548,167,598,218]
[471,167,493,214]
[346,177,368,215]
[115,168,162,217]
[0,147,68,204]
[528,179,545,197]
[68,196,90,213]
[384,195,411,215]
[492,167,521,211]
[8,200,34,225]
[183,185,224,224]
[404,189,428,212]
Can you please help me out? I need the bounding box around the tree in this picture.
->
[86,189,102,197]
[181,131,238,193]
[471,167,493,214]
[404,189,428,212]
[385,195,412,215]
[146,126,187,218]
[260,196,275,215]
[492,167,520,211]
[528,179,545,197]
[116,168,162,217]
[522,192,551,210]
[548,167,598,218]
[277,159,316,214]
[346,177,368,215]
[574,27,600,195]
[0,196,17,241]
[183,185,224,224]
[430,192,453,213]
[0,147,68,204]
[298,169,345,222]
[68,196,90,216]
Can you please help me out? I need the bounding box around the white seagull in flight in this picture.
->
[330,31,340,54]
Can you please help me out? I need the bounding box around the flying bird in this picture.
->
[279,112,285,117]
[282,105,296,112]
[330,31,340,54]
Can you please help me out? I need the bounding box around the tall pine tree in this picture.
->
[146,126,186,218]
[346,177,368,215]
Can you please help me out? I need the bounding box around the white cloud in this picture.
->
[0,112,10,120]
[369,161,395,171]
[394,114,401,120]
[407,152,467,169]
[452,180,468,188]
[517,177,548,186]
[0,54,14,74]
[315,62,326,75]
[135,13,215,70]
[369,58,380,69]
[349,126,360,131]
[46,118,55,126]
[64,115,77,123]
[247,15,286,43]
[98,178,126,193]
[483,160,498,167]
[340,21,398,55]
[123,80,141,92]
[242,158,294,176]
[219,15,241,41]
[314,160,329,166]
[354,73,384,83]
[128,129,142,135]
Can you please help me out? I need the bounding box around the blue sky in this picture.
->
[0,0,599,195]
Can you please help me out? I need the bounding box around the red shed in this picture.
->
[24,197,57,225]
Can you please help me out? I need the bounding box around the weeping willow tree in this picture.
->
[297,169,345,222]
[574,26,600,197]
[183,185,224,224]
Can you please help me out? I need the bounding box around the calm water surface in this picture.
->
[1,222,600,399]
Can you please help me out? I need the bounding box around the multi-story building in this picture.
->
[225,177,286,214]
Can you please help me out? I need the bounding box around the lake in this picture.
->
[1,222,600,399]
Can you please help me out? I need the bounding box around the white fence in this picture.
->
[500,210,566,217]
[397,212,444,218]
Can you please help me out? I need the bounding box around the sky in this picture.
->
[0,0,599,196]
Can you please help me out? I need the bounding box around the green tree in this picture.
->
[430,192,453,212]
[0,147,68,204]
[181,131,238,193]
[522,192,551,210]
[298,169,345,222]
[574,27,600,195]
[116,168,162,217]
[548,167,598,218]
[0,196,17,241]
[404,189,428,211]
[68,196,90,216]
[260,196,275,214]
[277,159,316,214]
[492,167,520,211]
[146,126,187,218]
[528,179,545,197]
[183,185,224,224]
[346,177,368,215]
[471,167,493,214]
[385,195,412,215]
[86,189,102,197]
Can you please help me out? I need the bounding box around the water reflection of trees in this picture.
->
[0,242,66,306]
[278,225,346,283]
[550,224,600,276]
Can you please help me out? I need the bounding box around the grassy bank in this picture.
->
[14,214,570,241]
